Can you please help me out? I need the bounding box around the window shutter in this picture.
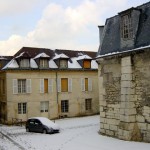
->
[13,79,18,94]
[68,78,72,92]
[81,78,85,91]
[48,79,53,93]
[26,79,31,93]
[57,78,61,92]
[88,78,92,91]
[40,79,44,93]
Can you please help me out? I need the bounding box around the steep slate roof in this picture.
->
[55,49,97,58]
[14,47,55,59]
[98,1,150,57]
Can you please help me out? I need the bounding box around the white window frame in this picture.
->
[13,79,31,94]
[20,59,30,68]
[40,59,49,68]
[60,59,68,68]
[81,78,92,91]
[40,79,53,93]
[18,103,27,114]
[57,78,72,92]
[61,100,69,112]
[40,101,49,112]
[121,13,133,39]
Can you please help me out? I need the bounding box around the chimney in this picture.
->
[98,25,104,45]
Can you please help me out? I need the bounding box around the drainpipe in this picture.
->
[56,71,59,118]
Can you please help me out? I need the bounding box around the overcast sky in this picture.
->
[0,0,149,56]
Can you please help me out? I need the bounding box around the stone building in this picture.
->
[97,2,150,142]
[0,47,99,124]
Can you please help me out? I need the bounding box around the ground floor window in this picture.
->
[85,99,92,111]
[40,101,49,112]
[61,100,69,112]
[18,103,27,114]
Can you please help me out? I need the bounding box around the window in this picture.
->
[18,103,27,114]
[121,13,133,39]
[18,79,26,93]
[83,60,91,69]
[81,78,92,91]
[40,101,49,112]
[13,79,31,94]
[20,59,30,68]
[60,59,68,68]
[44,79,48,93]
[40,59,49,68]
[57,78,72,92]
[40,79,53,93]
[85,99,92,111]
[61,78,68,92]
[61,100,69,112]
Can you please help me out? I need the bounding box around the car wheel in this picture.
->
[43,129,47,134]
[26,127,30,132]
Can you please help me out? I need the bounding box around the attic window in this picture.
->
[121,13,133,39]
[40,59,49,68]
[83,60,91,69]
[20,59,30,68]
[60,59,68,68]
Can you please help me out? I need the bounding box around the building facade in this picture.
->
[0,47,99,124]
[97,2,150,142]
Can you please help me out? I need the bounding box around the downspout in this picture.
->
[56,71,59,118]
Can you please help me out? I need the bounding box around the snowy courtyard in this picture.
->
[0,115,149,150]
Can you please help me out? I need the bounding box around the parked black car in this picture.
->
[26,117,60,134]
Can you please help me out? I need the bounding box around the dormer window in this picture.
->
[83,60,91,69]
[121,13,133,39]
[20,58,30,68]
[60,59,68,68]
[40,59,49,68]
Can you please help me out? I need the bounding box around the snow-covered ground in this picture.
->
[0,115,149,150]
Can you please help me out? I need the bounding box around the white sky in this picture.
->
[0,0,149,56]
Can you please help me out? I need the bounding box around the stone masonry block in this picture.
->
[100,117,107,123]
[120,115,136,122]
[121,81,132,88]
[100,106,104,112]
[101,112,106,117]
[138,123,147,130]
[104,123,109,130]
[107,118,119,125]
[110,125,118,131]
[100,100,106,106]
[121,66,132,74]
[121,74,133,81]
[136,115,145,123]
[121,56,131,67]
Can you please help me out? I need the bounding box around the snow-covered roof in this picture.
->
[15,52,25,59]
[53,53,69,60]
[97,45,150,59]
[33,53,50,59]
[0,57,7,60]
[2,48,98,70]
[76,55,92,60]
[2,59,19,69]
[68,57,82,69]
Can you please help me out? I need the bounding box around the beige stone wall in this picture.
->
[5,70,99,122]
[98,50,150,142]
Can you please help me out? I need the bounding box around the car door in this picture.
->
[34,119,43,133]
[28,119,35,132]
